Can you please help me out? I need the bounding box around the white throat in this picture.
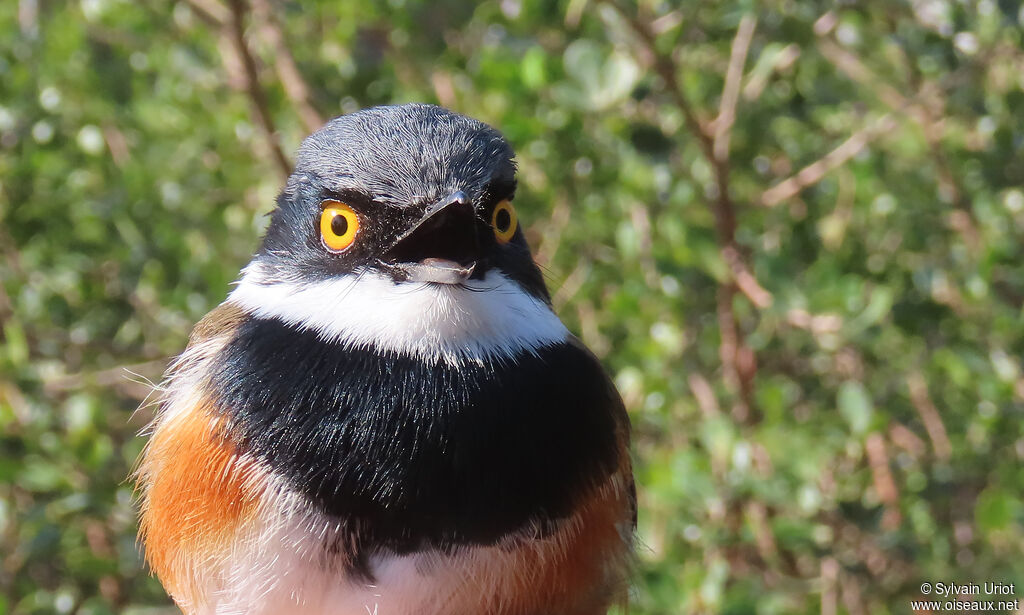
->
[228,262,569,364]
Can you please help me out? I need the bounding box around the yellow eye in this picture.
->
[491,199,517,244]
[320,201,360,252]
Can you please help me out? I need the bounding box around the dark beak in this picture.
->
[383,190,479,284]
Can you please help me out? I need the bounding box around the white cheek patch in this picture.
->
[227,262,569,363]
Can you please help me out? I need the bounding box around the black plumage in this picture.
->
[207,314,625,557]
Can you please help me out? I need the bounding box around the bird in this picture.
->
[135,103,635,615]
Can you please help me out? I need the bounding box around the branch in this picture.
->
[249,0,325,133]
[906,373,952,460]
[888,422,927,458]
[840,571,869,615]
[785,307,843,335]
[865,433,902,530]
[814,23,980,248]
[610,3,766,421]
[712,14,757,162]
[612,5,772,310]
[722,244,773,309]
[742,43,799,100]
[430,70,458,108]
[224,0,291,179]
[759,113,897,207]
[745,500,778,561]
[687,373,721,418]
[821,557,840,615]
[182,0,229,26]
[717,285,757,422]
[817,38,910,112]
[612,4,715,163]
[756,12,952,211]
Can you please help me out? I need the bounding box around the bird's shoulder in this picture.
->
[187,300,248,348]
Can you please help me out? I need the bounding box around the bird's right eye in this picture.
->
[491,199,518,244]
[320,201,360,252]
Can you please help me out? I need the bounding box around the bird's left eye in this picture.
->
[320,201,360,252]
[491,199,518,244]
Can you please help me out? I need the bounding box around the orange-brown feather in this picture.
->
[137,402,267,600]
[502,471,633,614]
[533,482,630,614]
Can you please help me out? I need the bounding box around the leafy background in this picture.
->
[2,0,1023,613]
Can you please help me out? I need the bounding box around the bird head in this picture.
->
[228,104,564,362]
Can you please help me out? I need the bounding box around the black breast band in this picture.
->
[207,316,623,554]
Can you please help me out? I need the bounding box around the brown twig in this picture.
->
[840,569,869,615]
[818,38,910,112]
[249,0,324,133]
[618,7,772,308]
[224,0,291,179]
[611,3,765,422]
[609,5,718,204]
[816,27,980,248]
[430,70,458,109]
[906,373,953,460]
[745,500,778,561]
[717,285,756,422]
[785,308,843,335]
[184,0,315,160]
[865,433,902,529]
[611,4,776,311]
[742,43,799,100]
[183,0,229,25]
[712,15,757,162]
[687,373,721,418]
[721,244,773,309]
[888,422,927,458]
[821,557,840,615]
[916,95,980,250]
[760,113,897,207]
[0,380,31,426]
[758,11,975,220]
[100,123,130,168]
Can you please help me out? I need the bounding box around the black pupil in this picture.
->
[495,208,512,232]
[331,213,349,236]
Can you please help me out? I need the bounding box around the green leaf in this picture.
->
[975,487,1021,532]
[837,381,874,435]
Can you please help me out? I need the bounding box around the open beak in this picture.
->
[383,190,479,285]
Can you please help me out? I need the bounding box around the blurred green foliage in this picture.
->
[2,0,1024,613]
